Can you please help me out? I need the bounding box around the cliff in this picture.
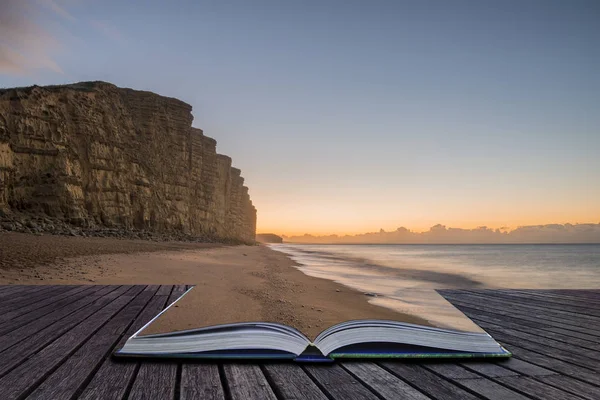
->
[0,81,256,243]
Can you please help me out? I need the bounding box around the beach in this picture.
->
[5,233,596,337]
[0,232,419,338]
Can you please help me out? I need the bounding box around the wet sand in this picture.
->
[0,232,425,338]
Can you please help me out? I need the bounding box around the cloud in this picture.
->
[283,223,600,244]
[0,45,27,75]
[0,0,69,75]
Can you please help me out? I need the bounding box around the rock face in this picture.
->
[0,81,256,243]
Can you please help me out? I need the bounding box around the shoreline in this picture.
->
[0,232,427,338]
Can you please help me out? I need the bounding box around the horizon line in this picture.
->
[258,221,600,237]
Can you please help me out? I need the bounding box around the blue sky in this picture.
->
[1,0,599,234]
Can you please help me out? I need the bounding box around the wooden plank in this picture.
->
[128,362,178,400]
[538,289,600,301]
[453,352,582,400]
[0,286,140,400]
[477,326,600,371]
[443,295,600,338]
[0,285,65,313]
[538,375,600,400]
[0,285,92,327]
[485,358,557,377]
[262,363,328,400]
[0,285,127,377]
[467,314,600,359]
[0,285,16,294]
[517,290,600,309]
[462,290,600,319]
[451,300,600,343]
[79,285,179,400]
[454,378,532,400]
[144,284,161,292]
[429,358,556,380]
[0,285,39,298]
[458,306,600,350]
[379,362,479,400]
[498,288,600,297]
[494,376,588,400]
[78,293,169,400]
[442,291,600,328]
[128,286,181,399]
[4,284,62,298]
[342,362,431,400]
[0,285,59,316]
[0,286,598,400]
[474,289,600,308]
[0,285,104,335]
[26,286,154,400]
[156,284,173,296]
[223,364,278,400]
[442,288,600,300]
[167,284,187,306]
[483,290,600,313]
[459,361,519,378]
[443,292,600,330]
[423,363,481,379]
[0,285,25,292]
[500,343,600,386]
[0,285,107,348]
[180,364,225,400]
[0,284,61,299]
[0,285,88,321]
[304,363,384,400]
[495,289,600,304]
[114,286,188,399]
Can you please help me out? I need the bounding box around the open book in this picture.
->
[115,288,510,361]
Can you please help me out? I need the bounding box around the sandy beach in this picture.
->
[0,232,424,338]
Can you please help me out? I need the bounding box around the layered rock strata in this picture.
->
[0,82,256,243]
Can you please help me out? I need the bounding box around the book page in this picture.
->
[369,290,485,333]
[138,287,484,340]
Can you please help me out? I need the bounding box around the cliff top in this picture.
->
[0,81,192,109]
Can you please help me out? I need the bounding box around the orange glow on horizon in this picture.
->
[252,177,600,237]
[257,217,600,237]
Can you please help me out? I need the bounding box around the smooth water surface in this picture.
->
[270,243,600,293]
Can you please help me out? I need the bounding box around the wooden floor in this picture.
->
[0,286,598,400]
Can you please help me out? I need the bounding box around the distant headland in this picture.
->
[256,233,283,243]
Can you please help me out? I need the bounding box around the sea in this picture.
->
[269,243,600,320]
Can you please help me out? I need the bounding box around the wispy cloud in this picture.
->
[90,20,126,43]
[0,45,28,75]
[0,0,72,75]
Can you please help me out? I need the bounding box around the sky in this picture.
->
[1,0,599,235]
